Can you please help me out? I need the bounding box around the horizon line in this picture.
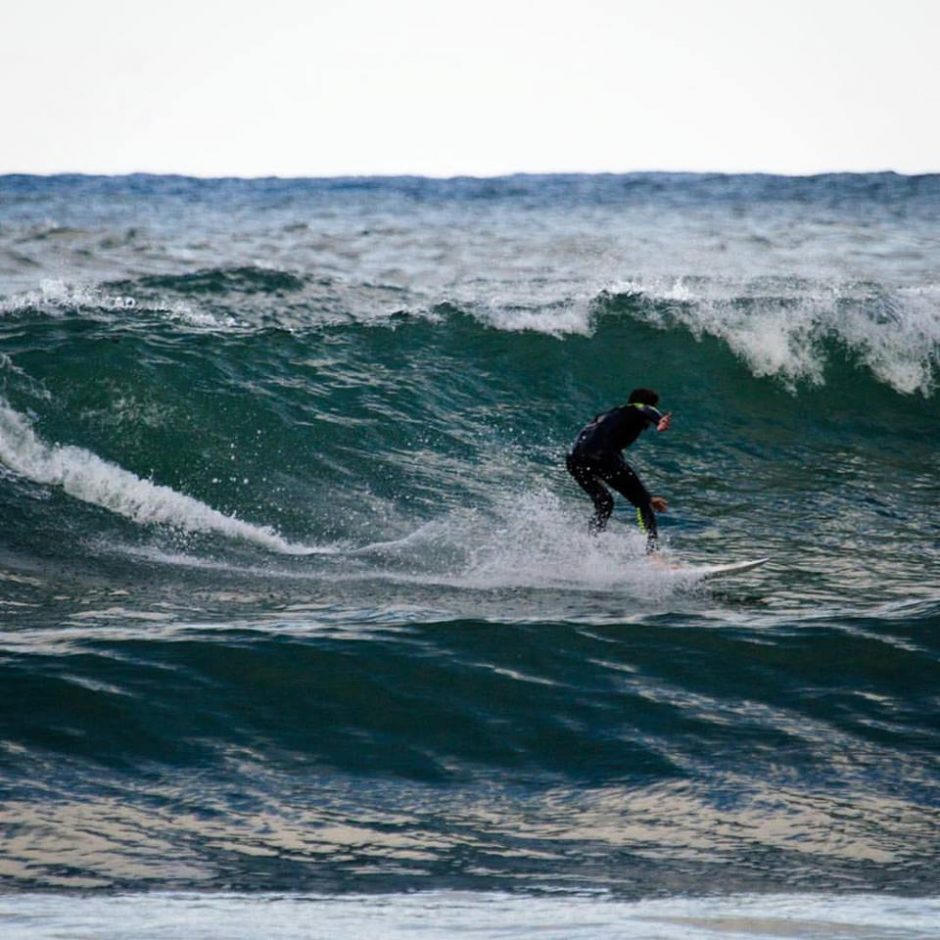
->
[2,167,938,182]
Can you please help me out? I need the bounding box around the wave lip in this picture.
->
[595,277,940,396]
[0,400,320,555]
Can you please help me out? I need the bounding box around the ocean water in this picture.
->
[0,172,938,937]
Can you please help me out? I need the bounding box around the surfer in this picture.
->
[566,387,671,551]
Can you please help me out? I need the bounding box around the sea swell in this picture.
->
[4,606,938,783]
[2,268,937,395]
[0,173,938,901]
[2,605,938,894]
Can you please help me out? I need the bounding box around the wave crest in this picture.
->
[594,279,940,396]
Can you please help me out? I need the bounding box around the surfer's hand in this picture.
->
[657,412,672,432]
[651,496,668,512]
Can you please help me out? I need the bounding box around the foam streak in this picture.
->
[0,401,316,554]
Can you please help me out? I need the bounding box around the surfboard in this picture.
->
[685,557,769,580]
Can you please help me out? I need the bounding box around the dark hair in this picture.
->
[628,387,660,406]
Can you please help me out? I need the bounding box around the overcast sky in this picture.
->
[2,0,938,177]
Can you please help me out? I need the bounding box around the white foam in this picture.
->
[691,295,827,387]
[463,490,652,590]
[623,277,940,395]
[346,489,685,600]
[1,890,937,940]
[0,400,324,555]
[469,295,596,336]
[846,284,940,395]
[0,279,135,317]
[0,278,229,329]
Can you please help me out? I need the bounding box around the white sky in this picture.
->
[2,0,938,177]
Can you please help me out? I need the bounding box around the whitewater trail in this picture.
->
[0,400,330,555]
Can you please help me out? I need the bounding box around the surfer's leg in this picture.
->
[598,459,659,551]
[566,454,613,533]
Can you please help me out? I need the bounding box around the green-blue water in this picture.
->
[0,173,938,933]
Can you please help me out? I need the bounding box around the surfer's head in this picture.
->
[628,387,659,406]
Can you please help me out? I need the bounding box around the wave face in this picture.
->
[0,173,938,900]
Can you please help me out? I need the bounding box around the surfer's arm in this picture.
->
[637,407,669,510]
[633,404,670,431]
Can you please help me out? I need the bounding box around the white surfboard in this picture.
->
[685,557,769,580]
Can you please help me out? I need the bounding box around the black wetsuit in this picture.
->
[566,402,664,548]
